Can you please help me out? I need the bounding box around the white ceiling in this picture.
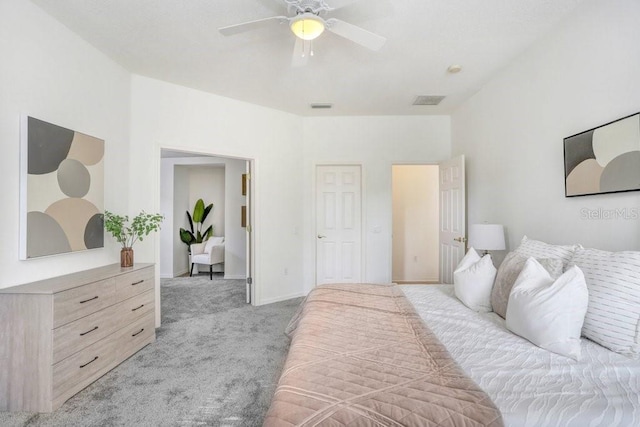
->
[31,0,585,116]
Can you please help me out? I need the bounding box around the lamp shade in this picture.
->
[468,224,506,251]
[290,13,325,40]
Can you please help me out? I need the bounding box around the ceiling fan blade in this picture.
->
[325,18,386,51]
[292,37,310,67]
[219,16,289,36]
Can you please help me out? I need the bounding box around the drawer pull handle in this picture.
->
[132,328,145,337]
[79,296,98,304]
[80,326,99,336]
[132,304,145,311]
[131,280,144,286]
[80,356,99,368]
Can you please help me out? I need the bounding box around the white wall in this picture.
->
[173,165,190,275]
[392,165,439,282]
[188,166,225,238]
[452,0,640,253]
[302,116,451,292]
[0,0,131,288]
[129,76,304,306]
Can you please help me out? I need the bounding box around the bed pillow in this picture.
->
[454,248,496,312]
[515,235,580,270]
[570,248,640,357]
[506,258,588,360]
[491,251,563,318]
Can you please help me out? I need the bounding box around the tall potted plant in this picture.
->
[179,199,214,253]
[104,210,164,267]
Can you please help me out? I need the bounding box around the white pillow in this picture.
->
[491,251,564,319]
[454,248,497,312]
[515,235,581,270]
[506,258,589,360]
[570,248,640,357]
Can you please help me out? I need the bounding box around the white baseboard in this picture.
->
[223,274,246,280]
[259,292,305,306]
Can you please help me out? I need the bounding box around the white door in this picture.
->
[439,156,466,284]
[316,165,362,285]
[245,163,252,304]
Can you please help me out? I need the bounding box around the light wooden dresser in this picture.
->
[0,263,155,412]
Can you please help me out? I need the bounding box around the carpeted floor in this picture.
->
[0,275,302,427]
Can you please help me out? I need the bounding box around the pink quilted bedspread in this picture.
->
[264,283,503,426]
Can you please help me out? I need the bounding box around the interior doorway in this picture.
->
[159,149,253,303]
[391,164,439,284]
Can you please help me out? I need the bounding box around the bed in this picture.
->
[401,284,640,427]
[265,238,640,426]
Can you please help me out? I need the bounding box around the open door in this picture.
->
[439,156,466,284]
[245,163,252,304]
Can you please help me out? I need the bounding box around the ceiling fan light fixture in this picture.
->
[290,13,325,41]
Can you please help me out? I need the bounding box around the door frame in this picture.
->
[155,145,258,327]
[389,162,440,284]
[312,162,365,286]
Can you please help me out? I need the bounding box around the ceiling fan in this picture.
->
[219,0,387,66]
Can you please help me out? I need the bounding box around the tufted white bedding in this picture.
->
[401,284,640,427]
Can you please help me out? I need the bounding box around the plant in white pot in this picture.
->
[104,210,164,267]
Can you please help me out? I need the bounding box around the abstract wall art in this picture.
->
[20,116,105,259]
[564,112,640,197]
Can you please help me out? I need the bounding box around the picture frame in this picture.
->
[564,112,640,197]
[20,116,105,259]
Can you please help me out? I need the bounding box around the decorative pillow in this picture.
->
[491,251,563,318]
[514,235,580,270]
[570,248,640,357]
[454,248,497,312]
[204,236,225,252]
[455,247,481,271]
[506,258,589,360]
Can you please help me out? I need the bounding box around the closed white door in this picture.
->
[439,156,466,284]
[316,165,362,285]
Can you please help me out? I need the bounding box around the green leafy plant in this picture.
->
[179,199,213,251]
[179,199,213,247]
[104,210,164,249]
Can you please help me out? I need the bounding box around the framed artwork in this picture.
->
[20,116,105,259]
[564,112,640,197]
[242,173,247,196]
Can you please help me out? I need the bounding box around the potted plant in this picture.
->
[104,210,164,267]
[179,199,214,253]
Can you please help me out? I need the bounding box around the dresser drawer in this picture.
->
[117,311,155,361]
[118,290,155,328]
[53,303,120,364]
[115,268,154,301]
[53,279,117,328]
[52,332,117,405]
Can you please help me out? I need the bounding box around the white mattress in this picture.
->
[400,284,640,427]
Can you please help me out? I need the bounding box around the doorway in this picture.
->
[391,165,439,284]
[159,149,253,303]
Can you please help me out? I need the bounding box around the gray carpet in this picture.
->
[0,275,302,426]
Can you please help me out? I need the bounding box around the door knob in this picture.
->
[317,235,326,239]
[453,236,467,243]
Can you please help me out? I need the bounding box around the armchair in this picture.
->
[190,236,225,280]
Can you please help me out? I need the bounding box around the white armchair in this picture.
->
[190,236,225,280]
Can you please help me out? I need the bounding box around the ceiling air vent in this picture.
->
[310,103,333,109]
[413,96,445,106]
